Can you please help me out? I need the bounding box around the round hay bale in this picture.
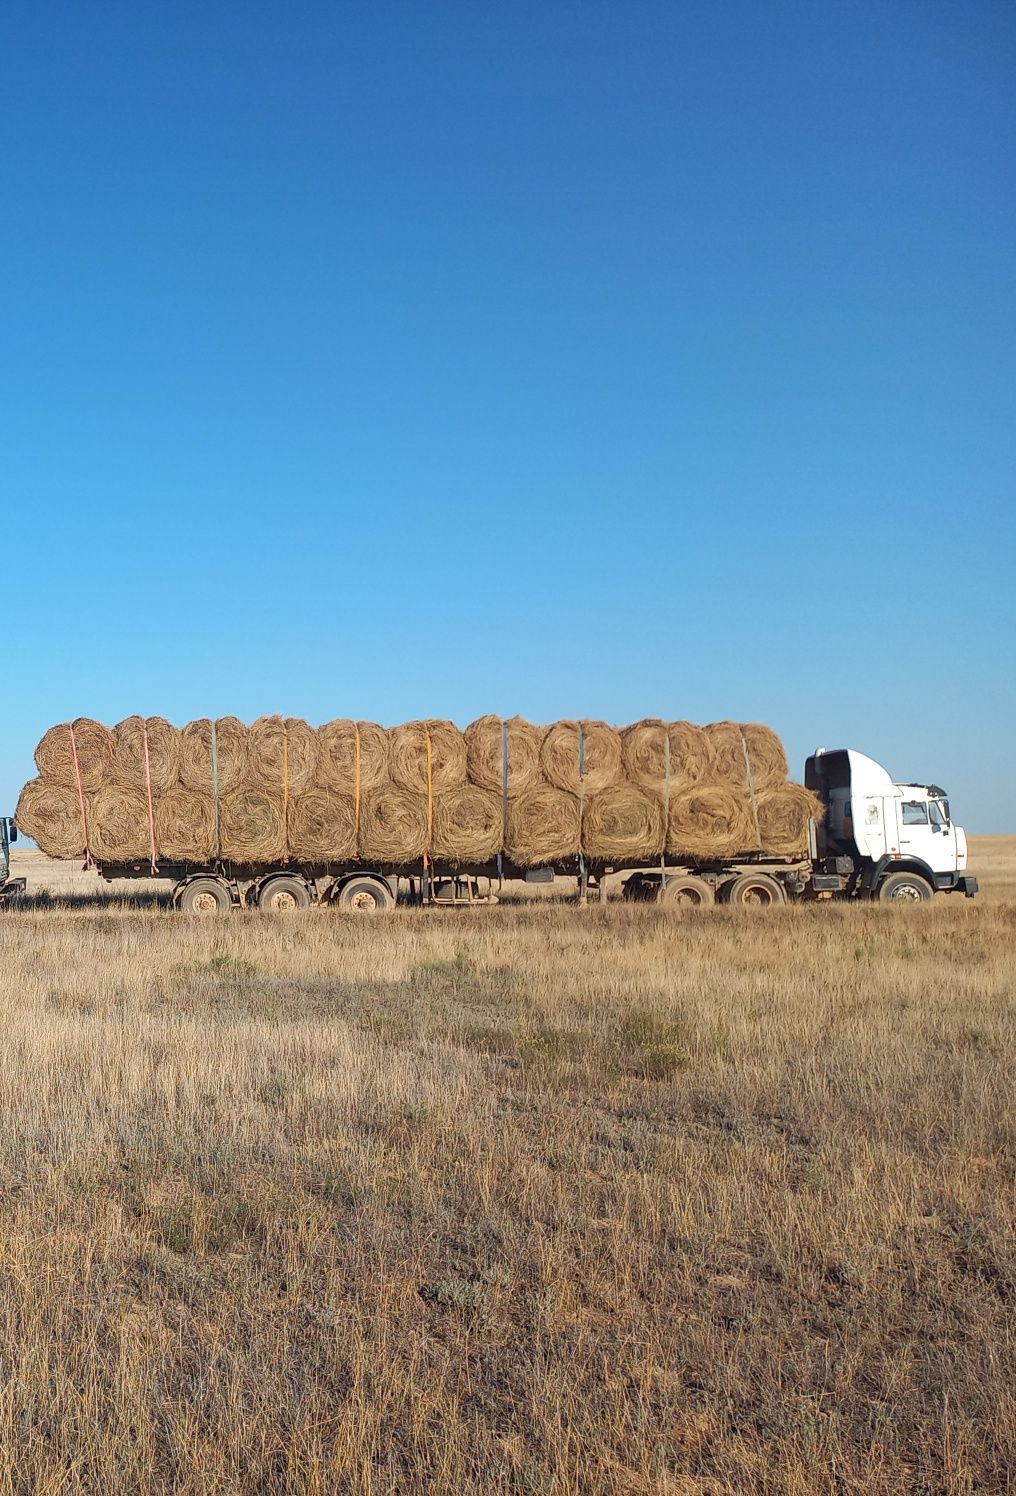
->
[220,788,286,863]
[247,716,318,794]
[432,786,503,864]
[389,720,466,792]
[464,715,543,794]
[112,716,181,794]
[667,786,758,859]
[89,789,150,863]
[155,790,217,862]
[316,720,389,794]
[506,785,581,867]
[756,783,824,856]
[583,785,665,862]
[15,779,88,859]
[540,720,622,795]
[705,721,788,791]
[621,719,713,792]
[359,788,429,862]
[35,719,113,794]
[288,790,357,861]
[179,717,249,795]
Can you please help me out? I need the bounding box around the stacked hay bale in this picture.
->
[15,713,820,868]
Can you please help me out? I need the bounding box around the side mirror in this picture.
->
[9,823,17,843]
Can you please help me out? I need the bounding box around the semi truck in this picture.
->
[0,746,977,911]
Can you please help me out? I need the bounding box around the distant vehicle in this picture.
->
[1,747,977,912]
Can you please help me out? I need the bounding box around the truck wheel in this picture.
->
[657,875,715,908]
[720,872,787,907]
[256,875,312,912]
[177,877,233,914]
[333,876,394,913]
[877,871,933,904]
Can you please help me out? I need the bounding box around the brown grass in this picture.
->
[0,840,1011,1493]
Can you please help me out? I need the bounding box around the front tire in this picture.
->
[877,871,933,904]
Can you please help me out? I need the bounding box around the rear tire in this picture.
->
[256,875,312,912]
[720,872,787,907]
[877,871,933,904]
[332,876,394,913]
[657,875,715,908]
[177,877,233,915]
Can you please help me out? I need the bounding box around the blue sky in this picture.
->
[3,1,1014,831]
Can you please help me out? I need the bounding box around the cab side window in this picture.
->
[929,801,947,826]
[902,802,929,825]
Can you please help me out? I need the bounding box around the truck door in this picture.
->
[896,798,955,876]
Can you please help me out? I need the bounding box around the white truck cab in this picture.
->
[805,749,977,902]
[0,817,25,907]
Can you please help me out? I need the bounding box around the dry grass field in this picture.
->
[0,839,1012,1494]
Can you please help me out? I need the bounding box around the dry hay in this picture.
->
[247,716,318,795]
[540,720,622,795]
[667,786,758,859]
[621,719,713,793]
[582,785,665,862]
[219,788,286,863]
[705,721,788,791]
[155,790,218,862]
[358,788,429,862]
[179,717,250,795]
[388,720,467,793]
[464,715,543,794]
[316,720,389,794]
[15,779,87,859]
[432,787,503,864]
[34,719,113,794]
[287,790,357,861]
[88,789,150,863]
[756,783,824,856]
[506,785,581,867]
[112,716,181,794]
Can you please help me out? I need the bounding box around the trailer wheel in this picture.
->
[720,872,786,907]
[176,877,233,915]
[256,875,312,912]
[657,875,715,908]
[877,871,933,904]
[332,876,394,913]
